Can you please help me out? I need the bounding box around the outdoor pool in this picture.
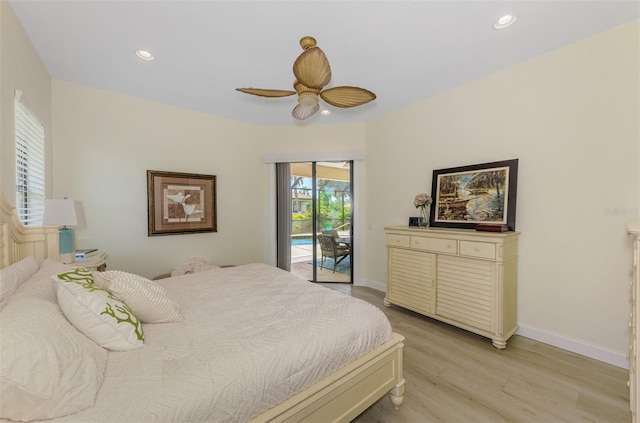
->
[291,238,313,245]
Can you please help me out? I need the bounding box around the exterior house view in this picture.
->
[1,1,638,421]
[291,190,312,214]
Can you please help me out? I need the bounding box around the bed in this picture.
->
[0,196,405,423]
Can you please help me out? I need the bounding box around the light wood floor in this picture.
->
[320,284,631,423]
[291,261,351,283]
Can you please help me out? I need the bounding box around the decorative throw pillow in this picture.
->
[93,270,183,323]
[0,256,39,303]
[0,295,107,421]
[55,268,144,351]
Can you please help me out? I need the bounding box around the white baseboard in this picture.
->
[517,324,628,369]
[352,281,628,369]
[355,278,386,293]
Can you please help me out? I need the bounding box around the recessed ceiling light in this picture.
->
[493,14,517,30]
[320,109,331,116]
[135,50,155,61]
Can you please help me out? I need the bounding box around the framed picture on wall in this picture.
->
[429,159,518,230]
[147,170,217,236]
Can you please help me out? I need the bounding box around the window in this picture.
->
[15,94,45,226]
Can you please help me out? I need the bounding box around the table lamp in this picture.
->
[42,199,85,264]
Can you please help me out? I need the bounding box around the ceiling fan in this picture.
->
[236,36,376,120]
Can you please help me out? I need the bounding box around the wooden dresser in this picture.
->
[628,224,639,423]
[384,226,519,349]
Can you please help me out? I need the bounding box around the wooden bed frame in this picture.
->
[0,196,59,268]
[0,195,405,422]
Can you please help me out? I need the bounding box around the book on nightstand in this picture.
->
[475,224,509,232]
[75,249,98,259]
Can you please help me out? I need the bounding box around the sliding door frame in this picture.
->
[265,152,363,283]
[309,161,354,283]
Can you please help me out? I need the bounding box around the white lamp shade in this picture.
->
[42,199,85,226]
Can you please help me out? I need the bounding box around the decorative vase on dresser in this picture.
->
[384,225,520,349]
[628,224,639,423]
[418,206,429,227]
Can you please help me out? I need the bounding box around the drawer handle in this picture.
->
[474,247,480,252]
[447,244,452,249]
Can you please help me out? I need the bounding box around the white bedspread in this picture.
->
[47,263,392,422]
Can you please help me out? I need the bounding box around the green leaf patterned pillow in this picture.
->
[54,268,144,351]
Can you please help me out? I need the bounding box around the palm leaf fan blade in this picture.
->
[235,88,296,98]
[320,86,376,108]
[293,47,331,90]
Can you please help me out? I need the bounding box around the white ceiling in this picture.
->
[9,1,639,127]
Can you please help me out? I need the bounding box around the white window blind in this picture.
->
[15,94,45,226]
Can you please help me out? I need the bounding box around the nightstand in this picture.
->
[73,252,108,271]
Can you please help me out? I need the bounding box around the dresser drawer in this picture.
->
[387,234,410,248]
[411,236,457,254]
[460,241,496,259]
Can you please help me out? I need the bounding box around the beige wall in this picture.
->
[365,20,639,366]
[262,123,366,155]
[51,80,269,278]
[0,1,52,204]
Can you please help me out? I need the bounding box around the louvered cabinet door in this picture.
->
[386,247,436,316]
[436,255,492,332]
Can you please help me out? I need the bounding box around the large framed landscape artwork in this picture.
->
[147,170,217,236]
[429,159,518,231]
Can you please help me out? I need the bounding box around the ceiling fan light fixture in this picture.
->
[493,14,517,30]
[292,104,320,120]
[298,92,319,107]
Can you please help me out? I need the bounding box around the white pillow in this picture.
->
[93,270,183,323]
[12,259,74,304]
[0,295,107,421]
[54,268,144,351]
[0,256,39,302]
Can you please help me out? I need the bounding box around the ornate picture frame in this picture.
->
[147,170,217,236]
[429,159,518,230]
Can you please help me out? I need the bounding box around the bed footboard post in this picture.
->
[388,335,405,411]
[389,379,405,411]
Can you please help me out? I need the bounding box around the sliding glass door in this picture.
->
[282,161,353,283]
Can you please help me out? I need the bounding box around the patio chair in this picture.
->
[318,233,350,273]
[322,229,349,247]
[322,229,339,238]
